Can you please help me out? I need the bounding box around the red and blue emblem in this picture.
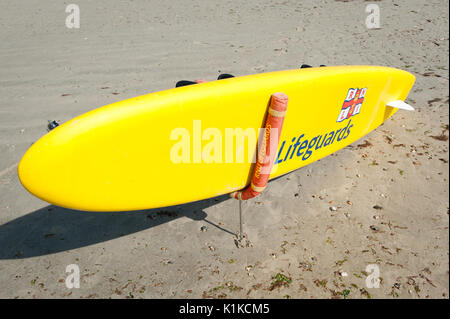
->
[337,87,367,122]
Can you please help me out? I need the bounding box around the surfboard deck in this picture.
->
[18,66,415,211]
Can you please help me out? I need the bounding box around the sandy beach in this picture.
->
[0,0,448,299]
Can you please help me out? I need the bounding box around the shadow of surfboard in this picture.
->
[0,195,231,260]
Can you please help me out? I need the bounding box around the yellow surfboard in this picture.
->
[18,66,415,211]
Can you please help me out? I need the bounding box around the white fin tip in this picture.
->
[387,100,414,111]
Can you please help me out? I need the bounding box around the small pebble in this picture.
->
[370,225,379,231]
[200,226,207,232]
[341,272,348,277]
[329,206,337,212]
[47,120,60,131]
[373,205,383,210]
[394,282,401,289]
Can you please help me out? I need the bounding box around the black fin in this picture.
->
[217,74,235,80]
[175,80,198,88]
[300,64,312,68]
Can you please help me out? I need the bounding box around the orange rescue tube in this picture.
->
[230,92,289,200]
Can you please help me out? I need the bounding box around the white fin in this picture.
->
[386,100,414,111]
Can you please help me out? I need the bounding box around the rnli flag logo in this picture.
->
[337,87,367,122]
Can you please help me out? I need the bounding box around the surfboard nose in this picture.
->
[18,141,51,203]
[17,133,72,208]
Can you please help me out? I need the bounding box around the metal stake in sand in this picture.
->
[230,93,289,247]
[239,198,243,241]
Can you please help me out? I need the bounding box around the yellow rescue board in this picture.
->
[18,66,415,211]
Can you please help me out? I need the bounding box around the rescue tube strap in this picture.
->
[268,108,286,117]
